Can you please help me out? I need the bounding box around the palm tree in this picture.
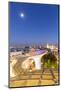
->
[41,52,58,83]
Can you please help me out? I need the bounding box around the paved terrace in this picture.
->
[10,68,58,87]
[10,50,59,87]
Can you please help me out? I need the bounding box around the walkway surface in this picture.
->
[10,69,59,87]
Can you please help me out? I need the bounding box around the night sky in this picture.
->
[9,2,59,46]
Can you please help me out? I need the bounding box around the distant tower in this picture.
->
[47,43,49,48]
[51,45,54,50]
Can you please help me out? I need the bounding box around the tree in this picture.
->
[41,52,58,83]
[41,52,57,68]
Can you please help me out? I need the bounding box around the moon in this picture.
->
[20,12,24,18]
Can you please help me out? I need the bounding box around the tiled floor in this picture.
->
[10,70,59,87]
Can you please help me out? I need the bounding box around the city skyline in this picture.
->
[9,2,59,46]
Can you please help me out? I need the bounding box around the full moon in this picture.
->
[20,13,24,18]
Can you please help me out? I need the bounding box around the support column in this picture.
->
[33,56,41,70]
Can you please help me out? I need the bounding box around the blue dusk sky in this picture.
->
[9,2,59,45]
